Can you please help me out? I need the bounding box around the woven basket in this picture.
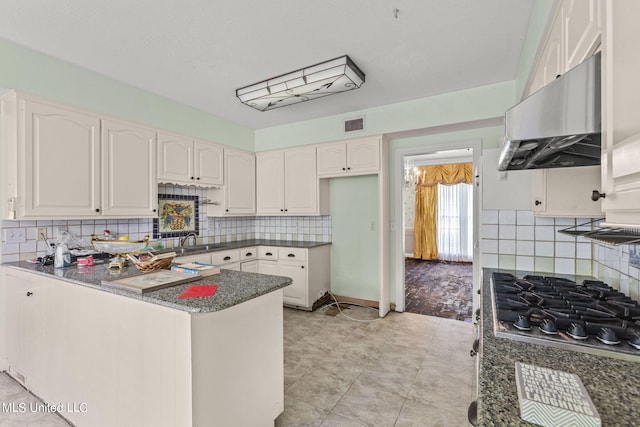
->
[130,257,173,272]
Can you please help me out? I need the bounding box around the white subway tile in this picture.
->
[516,256,535,271]
[498,240,516,255]
[516,241,534,256]
[516,226,534,241]
[535,226,555,241]
[499,210,516,225]
[535,241,555,257]
[576,242,592,259]
[499,225,516,239]
[535,217,555,225]
[556,242,576,258]
[516,211,535,225]
[482,225,499,239]
[481,239,498,254]
[555,258,576,275]
[482,210,499,225]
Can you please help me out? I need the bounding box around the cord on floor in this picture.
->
[320,291,382,322]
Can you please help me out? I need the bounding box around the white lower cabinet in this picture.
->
[257,245,330,310]
[2,267,284,426]
[240,260,258,272]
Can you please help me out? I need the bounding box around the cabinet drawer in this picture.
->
[240,247,258,260]
[211,249,240,265]
[258,246,279,259]
[278,247,307,261]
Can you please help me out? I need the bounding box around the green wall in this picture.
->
[0,38,253,150]
[255,80,515,151]
[329,175,379,301]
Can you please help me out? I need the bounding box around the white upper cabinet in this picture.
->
[1,91,158,219]
[2,92,102,219]
[221,148,255,215]
[256,146,324,215]
[599,0,640,227]
[101,118,157,217]
[564,0,602,71]
[316,137,380,177]
[158,131,223,187]
[531,166,603,217]
[524,0,602,97]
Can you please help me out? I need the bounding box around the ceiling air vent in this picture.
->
[344,116,365,133]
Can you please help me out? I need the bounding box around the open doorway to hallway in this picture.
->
[403,149,474,322]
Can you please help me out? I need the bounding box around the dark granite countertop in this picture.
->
[479,268,640,426]
[2,261,292,314]
[166,239,331,258]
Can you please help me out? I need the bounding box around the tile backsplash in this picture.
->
[481,209,640,301]
[481,209,594,276]
[0,185,331,262]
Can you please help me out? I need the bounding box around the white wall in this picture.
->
[482,148,532,211]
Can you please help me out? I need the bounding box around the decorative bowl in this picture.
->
[91,235,150,255]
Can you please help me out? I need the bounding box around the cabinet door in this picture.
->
[194,141,223,186]
[256,151,285,214]
[224,149,256,214]
[101,118,157,217]
[23,98,101,217]
[317,143,347,176]
[532,166,602,217]
[257,260,279,275]
[600,0,640,226]
[564,0,602,71]
[157,132,193,184]
[284,147,317,214]
[347,138,380,174]
[241,260,258,272]
[541,8,564,85]
[279,262,308,307]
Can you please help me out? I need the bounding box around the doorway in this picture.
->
[403,150,474,321]
[393,140,482,319]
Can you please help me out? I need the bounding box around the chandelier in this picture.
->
[404,159,417,189]
[236,55,365,111]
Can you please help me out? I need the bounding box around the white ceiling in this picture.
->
[0,0,534,130]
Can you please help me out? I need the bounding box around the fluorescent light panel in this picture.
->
[236,55,365,111]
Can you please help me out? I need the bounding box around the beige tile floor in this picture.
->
[0,306,475,426]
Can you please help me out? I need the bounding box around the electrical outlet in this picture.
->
[37,227,48,240]
[2,228,26,243]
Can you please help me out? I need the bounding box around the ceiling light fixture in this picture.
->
[236,55,365,112]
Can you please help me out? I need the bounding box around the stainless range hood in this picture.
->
[498,52,601,171]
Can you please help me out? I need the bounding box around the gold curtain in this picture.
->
[413,163,473,260]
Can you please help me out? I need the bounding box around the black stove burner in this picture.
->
[492,272,640,358]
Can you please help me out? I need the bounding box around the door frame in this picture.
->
[392,139,482,313]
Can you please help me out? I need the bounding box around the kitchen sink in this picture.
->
[157,244,227,256]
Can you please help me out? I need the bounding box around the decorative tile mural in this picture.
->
[154,194,199,238]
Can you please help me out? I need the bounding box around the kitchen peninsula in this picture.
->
[1,261,292,426]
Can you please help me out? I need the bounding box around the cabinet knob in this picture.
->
[284,209,288,212]
[347,167,351,170]
[95,208,100,212]
[265,252,273,256]
[534,200,542,206]
[301,265,304,269]
[225,209,229,212]
[26,292,33,296]
[288,253,295,258]
[280,209,284,212]
[223,256,231,261]
[152,209,157,213]
[591,190,606,201]
[196,177,200,180]
[342,167,346,171]
[191,176,195,180]
[246,252,252,257]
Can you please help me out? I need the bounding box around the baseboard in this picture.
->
[330,294,396,312]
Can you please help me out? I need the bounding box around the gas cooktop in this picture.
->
[491,272,640,362]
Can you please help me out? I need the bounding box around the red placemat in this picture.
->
[178,284,218,299]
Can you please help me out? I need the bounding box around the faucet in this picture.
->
[179,232,198,247]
